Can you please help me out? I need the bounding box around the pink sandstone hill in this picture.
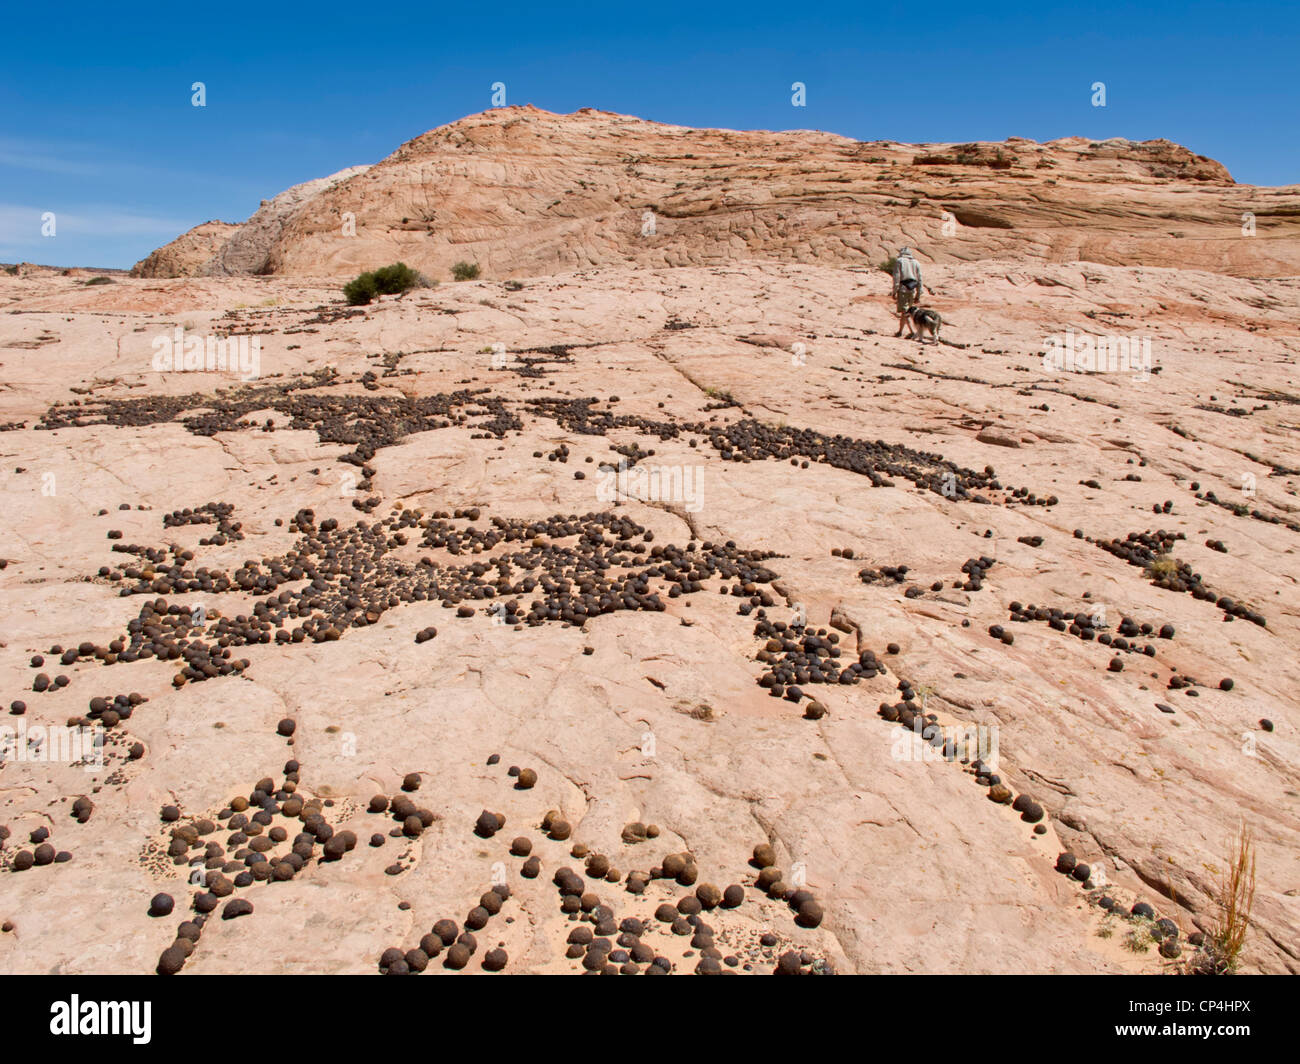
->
[134,106,1300,281]
[0,108,1296,977]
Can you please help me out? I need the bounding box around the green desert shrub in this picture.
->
[371,262,422,295]
[343,262,428,306]
[451,261,481,281]
[343,272,379,306]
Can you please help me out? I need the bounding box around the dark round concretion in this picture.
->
[1131,902,1155,919]
[33,844,55,866]
[515,768,538,789]
[696,883,722,909]
[157,947,186,975]
[465,906,490,930]
[444,944,471,970]
[751,843,776,868]
[222,899,253,919]
[419,933,443,957]
[149,893,174,917]
[405,948,429,972]
[510,836,532,856]
[722,884,745,908]
[402,772,421,792]
[483,948,508,972]
[796,899,823,928]
[276,718,296,736]
[433,919,458,945]
[776,951,802,975]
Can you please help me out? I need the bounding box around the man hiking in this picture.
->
[891,247,923,336]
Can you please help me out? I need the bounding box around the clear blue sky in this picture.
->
[2,0,1295,268]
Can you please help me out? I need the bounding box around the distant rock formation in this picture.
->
[130,220,238,278]
[200,166,371,277]
[134,107,1300,281]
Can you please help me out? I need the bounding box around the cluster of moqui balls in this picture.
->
[40,354,1057,515]
[1001,601,1175,669]
[858,555,996,598]
[377,756,835,975]
[378,898,511,975]
[151,762,361,974]
[38,596,251,693]
[161,502,245,547]
[70,505,785,690]
[545,841,832,975]
[1188,480,1300,535]
[38,376,520,469]
[2,824,75,873]
[529,396,1043,504]
[1054,852,1209,963]
[752,616,886,707]
[1086,529,1266,626]
[876,689,1047,827]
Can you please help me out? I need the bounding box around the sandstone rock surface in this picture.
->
[3,112,1298,976]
